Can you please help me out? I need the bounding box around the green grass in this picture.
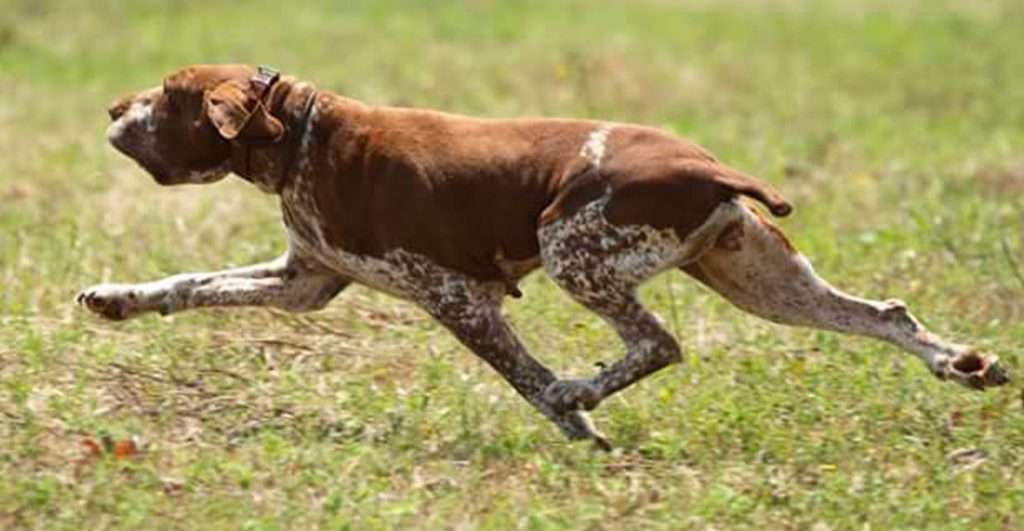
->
[3,0,1024,528]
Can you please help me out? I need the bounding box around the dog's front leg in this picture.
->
[77,254,348,320]
[407,273,611,450]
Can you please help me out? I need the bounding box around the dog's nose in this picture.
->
[108,98,131,121]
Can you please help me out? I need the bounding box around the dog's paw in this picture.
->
[543,379,603,413]
[560,411,612,452]
[76,284,147,321]
[931,351,1009,390]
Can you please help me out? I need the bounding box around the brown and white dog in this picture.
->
[78,65,1008,448]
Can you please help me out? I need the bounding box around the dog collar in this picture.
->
[241,66,281,184]
[277,87,318,194]
[239,66,316,193]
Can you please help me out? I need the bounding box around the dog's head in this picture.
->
[107,64,287,185]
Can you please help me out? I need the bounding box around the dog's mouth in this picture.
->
[107,129,229,186]
[106,103,183,185]
[107,105,150,158]
[106,122,136,158]
[107,128,171,183]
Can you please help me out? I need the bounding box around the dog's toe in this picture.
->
[551,409,610,449]
[77,285,137,321]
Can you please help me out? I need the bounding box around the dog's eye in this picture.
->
[164,91,181,111]
[162,81,177,102]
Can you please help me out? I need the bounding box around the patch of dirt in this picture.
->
[971,160,1024,198]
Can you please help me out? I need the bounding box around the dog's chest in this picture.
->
[280,178,449,300]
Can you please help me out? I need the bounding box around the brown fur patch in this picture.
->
[715,221,745,251]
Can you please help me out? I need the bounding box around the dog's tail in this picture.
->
[700,161,792,217]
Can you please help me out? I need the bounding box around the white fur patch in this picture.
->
[106,101,155,142]
[579,124,614,167]
[185,161,232,184]
[539,192,739,289]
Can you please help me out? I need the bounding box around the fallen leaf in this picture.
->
[80,438,103,459]
[112,437,141,459]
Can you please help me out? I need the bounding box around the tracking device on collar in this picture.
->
[251,65,281,97]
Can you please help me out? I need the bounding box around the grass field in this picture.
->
[3,0,1024,528]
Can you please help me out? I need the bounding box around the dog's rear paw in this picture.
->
[556,410,612,451]
[76,284,144,321]
[543,379,603,413]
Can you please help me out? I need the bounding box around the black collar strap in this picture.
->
[277,88,318,194]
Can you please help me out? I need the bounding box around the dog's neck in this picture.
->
[229,77,317,194]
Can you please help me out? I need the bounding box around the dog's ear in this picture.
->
[204,80,284,143]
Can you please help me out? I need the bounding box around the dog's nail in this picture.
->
[592,436,613,452]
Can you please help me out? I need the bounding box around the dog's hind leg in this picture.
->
[535,195,731,414]
[539,285,682,415]
[682,202,1008,389]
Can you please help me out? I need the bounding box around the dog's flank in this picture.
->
[81,64,1008,450]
